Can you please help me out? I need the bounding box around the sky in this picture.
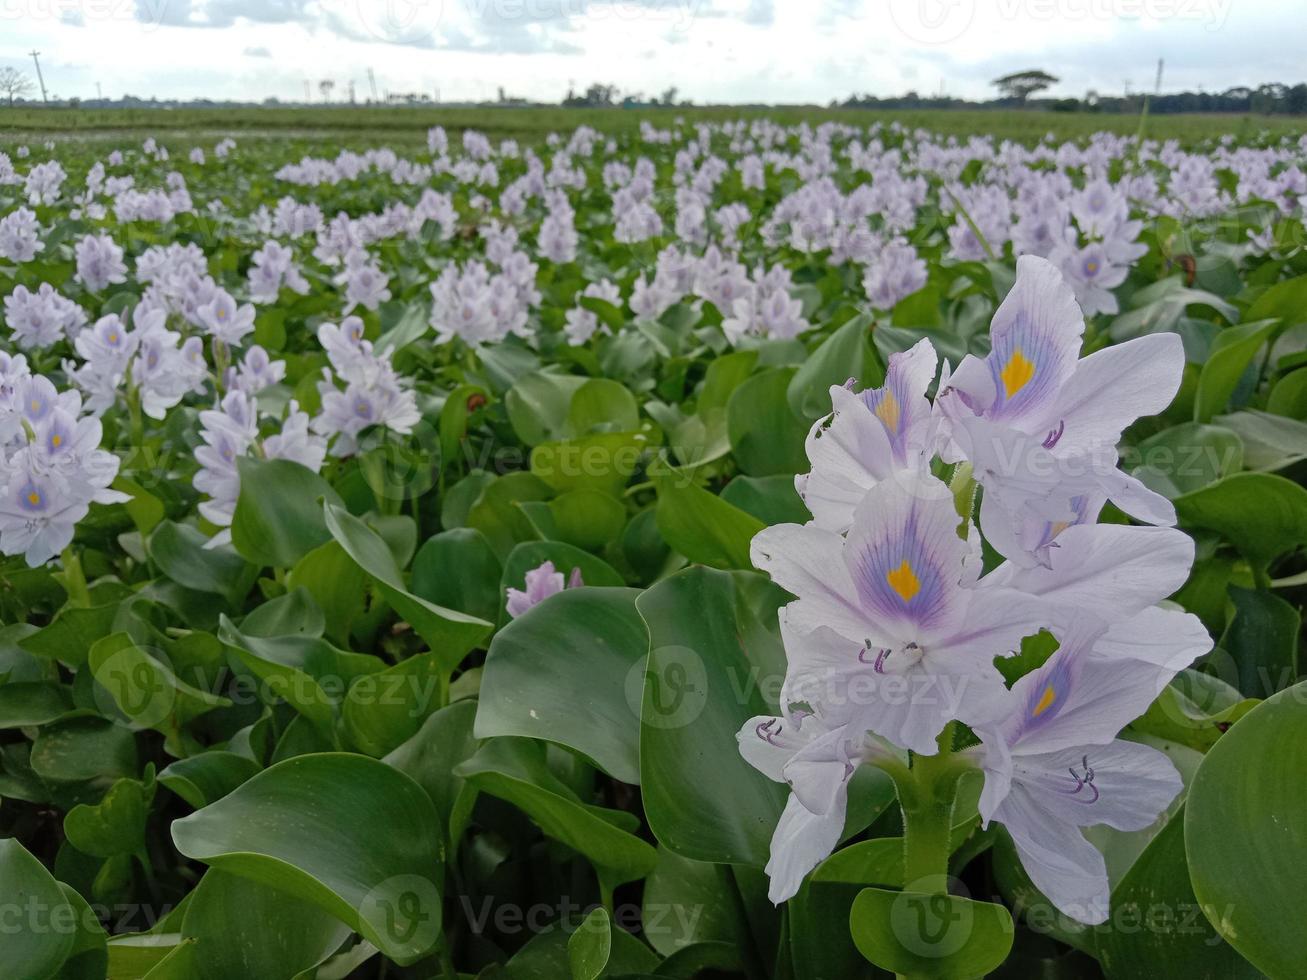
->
[0,0,1302,105]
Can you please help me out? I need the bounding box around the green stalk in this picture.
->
[894,722,964,895]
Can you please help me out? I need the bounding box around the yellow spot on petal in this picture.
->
[50,434,62,448]
[873,390,901,433]
[886,560,920,603]
[1000,349,1035,400]
[1033,684,1057,717]
[26,491,41,507]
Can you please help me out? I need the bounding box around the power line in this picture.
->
[29,50,47,103]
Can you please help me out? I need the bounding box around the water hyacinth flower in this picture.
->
[737,668,907,903]
[968,618,1202,923]
[0,207,44,263]
[505,561,583,618]
[73,233,129,293]
[938,254,1184,567]
[753,471,1047,755]
[195,287,256,346]
[3,283,86,350]
[796,338,938,532]
[0,375,127,566]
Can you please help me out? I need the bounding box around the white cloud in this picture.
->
[0,0,1299,104]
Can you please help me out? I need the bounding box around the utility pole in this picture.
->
[96,81,102,101]
[29,50,47,103]
[367,68,378,102]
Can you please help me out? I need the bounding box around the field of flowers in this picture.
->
[0,116,1305,979]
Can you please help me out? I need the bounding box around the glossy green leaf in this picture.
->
[477,587,647,784]
[178,870,352,980]
[654,475,765,570]
[231,458,345,569]
[727,366,810,476]
[171,753,445,964]
[323,503,492,671]
[158,752,260,809]
[409,527,503,624]
[568,906,612,980]
[454,737,656,887]
[636,567,786,865]
[0,838,77,980]
[1193,319,1278,422]
[787,314,884,420]
[1096,811,1258,980]
[849,886,1015,979]
[148,521,256,605]
[1174,472,1307,568]
[1186,682,1307,979]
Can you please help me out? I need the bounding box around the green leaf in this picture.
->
[567,906,612,980]
[0,838,77,980]
[410,528,503,625]
[1127,423,1243,498]
[231,458,345,568]
[88,632,230,737]
[1174,472,1307,569]
[654,475,765,570]
[1193,319,1278,423]
[1218,585,1300,698]
[1185,683,1307,979]
[477,587,647,784]
[531,430,653,497]
[1267,365,1307,419]
[323,503,492,671]
[454,737,657,887]
[341,652,443,757]
[179,870,352,980]
[218,616,381,735]
[727,367,811,476]
[544,489,628,551]
[1095,811,1258,980]
[158,752,260,809]
[51,882,108,980]
[848,886,1015,979]
[641,848,772,956]
[171,753,445,965]
[1214,409,1307,471]
[286,542,368,646]
[0,681,73,727]
[466,471,556,558]
[507,372,639,444]
[64,776,152,858]
[30,716,138,785]
[148,521,256,605]
[720,474,811,526]
[383,700,481,849]
[1244,271,1307,325]
[787,314,884,420]
[636,567,786,865]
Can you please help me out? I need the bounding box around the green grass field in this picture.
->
[2,104,1306,146]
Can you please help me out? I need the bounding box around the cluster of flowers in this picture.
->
[738,256,1209,924]
[0,355,127,565]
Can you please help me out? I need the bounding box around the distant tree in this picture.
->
[1288,84,1307,115]
[0,66,34,106]
[993,70,1059,104]
[660,86,678,106]
[319,79,335,103]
